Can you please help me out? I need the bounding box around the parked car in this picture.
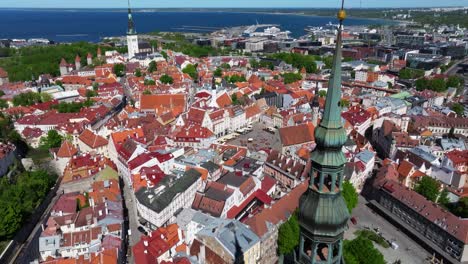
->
[350,217,357,225]
[137,226,148,235]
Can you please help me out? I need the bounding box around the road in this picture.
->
[345,195,430,264]
[122,178,141,264]
[444,57,468,76]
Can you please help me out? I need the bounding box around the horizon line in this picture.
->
[0,6,467,9]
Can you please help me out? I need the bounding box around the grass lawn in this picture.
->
[0,240,12,255]
[355,230,390,248]
[26,148,51,163]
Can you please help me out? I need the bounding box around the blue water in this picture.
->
[0,9,393,42]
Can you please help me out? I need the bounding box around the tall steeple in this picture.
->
[126,0,139,59]
[127,0,136,35]
[297,1,349,263]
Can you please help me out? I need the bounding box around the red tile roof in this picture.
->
[381,180,468,244]
[279,122,315,147]
[139,94,186,116]
[216,92,232,108]
[79,129,108,149]
[244,182,307,237]
[57,141,78,158]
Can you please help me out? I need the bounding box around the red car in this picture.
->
[350,217,357,225]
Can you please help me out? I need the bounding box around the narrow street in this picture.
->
[122,178,141,264]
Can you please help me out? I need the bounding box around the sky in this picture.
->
[0,0,466,8]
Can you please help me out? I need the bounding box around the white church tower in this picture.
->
[126,0,139,59]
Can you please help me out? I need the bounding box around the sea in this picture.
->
[0,9,394,43]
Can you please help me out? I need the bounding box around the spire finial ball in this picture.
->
[337,10,347,21]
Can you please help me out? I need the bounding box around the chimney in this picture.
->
[144,240,148,247]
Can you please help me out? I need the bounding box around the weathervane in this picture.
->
[338,0,346,26]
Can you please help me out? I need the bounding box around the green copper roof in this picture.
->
[127,0,136,35]
[299,190,349,238]
[313,22,347,164]
[298,2,350,255]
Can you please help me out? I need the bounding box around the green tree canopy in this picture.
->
[282,72,303,84]
[39,130,63,150]
[0,170,56,240]
[220,63,231,69]
[438,188,451,207]
[415,176,440,202]
[160,74,174,84]
[272,52,317,73]
[318,90,327,98]
[342,181,358,214]
[231,93,239,105]
[144,79,156,86]
[0,99,8,109]
[227,75,246,84]
[399,68,424,80]
[448,197,468,218]
[12,92,43,106]
[277,213,300,255]
[344,235,385,264]
[134,68,142,77]
[0,43,126,82]
[214,68,223,77]
[451,103,464,116]
[182,64,198,80]
[148,61,157,73]
[113,64,126,77]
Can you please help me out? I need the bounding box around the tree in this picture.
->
[160,51,168,60]
[227,75,246,84]
[231,94,239,105]
[438,188,450,207]
[272,52,317,73]
[449,197,468,218]
[135,68,142,77]
[446,76,462,88]
[148,61,157,73]
[0,90,5,96]
[0,170,56,240]
[182,64,198,80]
[344,235,385,264]
[0,99,8,109]
[342,181,358,214]
[318,90,327,97]
[451,103,464,116]
[143,89,152,95]
[0,42,124,81]
[12,91,42,106]
[340,99,350,108]
[160,74,174,84]
[282,72,302,84]
[415,176,440,202]
[221,63,231,69]
[113,63,126,77]
[277,213,300,255]
[92,82,99,91]
[85,90,97,98]
[214,68,223,77]
[39,130,63,150]
[144,79,156,86]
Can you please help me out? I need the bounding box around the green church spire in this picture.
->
[127,0,136,35]
[296,1,350,263]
